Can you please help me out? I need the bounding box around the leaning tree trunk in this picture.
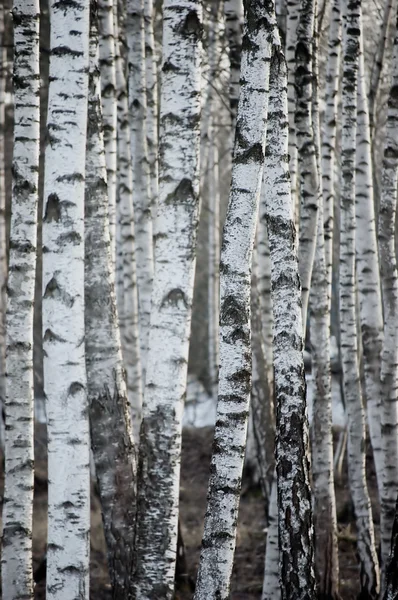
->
[42,1,90,598]
[355,29,384,502]
[340,2,380,597]
[126,0,153,378]
[1,2,40,598]
[132,2,202,598]
[194,4,280,597]
[98,0,117,262]
[378,7,398,580]
[295,0,319,330]
[85,8,137,598]
[114,6,143,439]
[321,0,341,292]
[265,46,316,600]
[310,19,339,593]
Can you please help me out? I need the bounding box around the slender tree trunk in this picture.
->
[224,0,242,127]
[42,1,90,597]
[378,7,398,579]
[132,2,202,597]
[126,0,153,378]
[340,2,379,596]
[85,8,137,596]
[321,0,341,293]
[286,0,299,227]
[194,4,278,598]
[262,473,280,600]
[144,0,158,216]
[1,2,40,598]
[384,493,398,600]
[0,3,7,449]
[257,188,273,385]
[265,46,316,600]
[114,5,143,438]
[98,0,117,262]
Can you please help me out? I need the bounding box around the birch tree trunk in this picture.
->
[114,6,143,438]
[257,189,273,385]
[42,1,90,597]
[355,33,384,499]
[286,0,299,226]
[378,10,398,576]
[262,473,279,600]
[265,46,316,600]
[321,0,341,291]
[1,2,40,597]
[295,0,319,330]
[144,0,158,215]
[224,0,242,126]
[384,494,398,600]
[85,9,137,596]
[98,0,117,261]
[0,3,7,448]
[126,0,153,377]
[340,2,380,596]
[194,5,280,596]
[132,2,202,597]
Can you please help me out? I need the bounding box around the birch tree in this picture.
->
[98,0,117,260]
[224,0,242,125]
[144,0,158,214]
[262,473,279,600]
[295,0,319,328]
[0,3,7,446]
[42,1,90,597]
[264,46,316,600]
[114,5,143,438]
[132,1,202,597]
[85,7,138,598]
[126,0,153,376]
[378,9,398,575]
[340,2,379,595]
[194,5,280,597]
[1,2,39,597]
[286,0,299,225]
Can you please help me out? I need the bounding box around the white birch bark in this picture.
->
[0,4,7,448]
[194,5,280,597]
[1,2,39,597]
[126,0,153,377]
[98,0,117,262]
[321,0,341,292]
[85,10,137,596]
[264,47,316,600]
[286,0,299,226]
[355,26,384,507]
[257,192,273,383]
[42,1,90,598]
[340,2,380,596]
[295,0,319,330]
[224,0,243,125]
[378,13,398,575]
[262,473,280,600]
[132,2,202,597]
[114,6,143,438]
[144,0,159,215]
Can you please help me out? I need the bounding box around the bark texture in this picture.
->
[340,2,379,596]
[85,8,137,598]
[42,1,90,597]
[286,0,299,226]
[194,5,280,597]
[132,2,202,598]
[1,2,40,598]
[224,0,242,125]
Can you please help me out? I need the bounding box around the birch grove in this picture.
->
[1,2,39,597]
[2,0,398,598]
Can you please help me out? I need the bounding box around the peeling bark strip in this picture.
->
[126,0,153,378]
[264,48,316,600]
[1,2,40,598]
[295,0,319,331]
[42,1,90,599]
[85,8,137,599]
[355,25,384,533]
[339,1,380,597]
[321,0,341,292]
[194,4,279,598]
[378,7,398,583]
[98,0,117,263]
[132,2,202,598]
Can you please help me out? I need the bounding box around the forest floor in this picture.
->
[0,423,379,599]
